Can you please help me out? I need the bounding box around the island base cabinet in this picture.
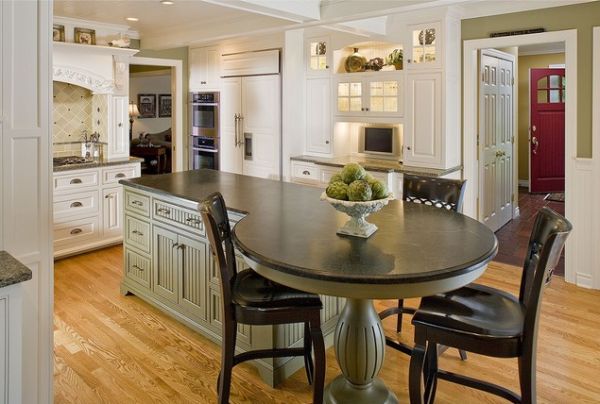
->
[121,188,342,387]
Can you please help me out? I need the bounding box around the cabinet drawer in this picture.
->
[53,190,99,220]
[125,216,151,253]
[103,165,138,185]
[125,191,150,217]
[320,167,339,185]
[124,248,151,289]
[292,162,320,183]
[53,216,100,247]
[153,200,205,235]
[54,170,99,193]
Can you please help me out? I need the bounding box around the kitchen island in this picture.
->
[119,170,344,386]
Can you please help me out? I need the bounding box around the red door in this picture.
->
[530,68,565,193]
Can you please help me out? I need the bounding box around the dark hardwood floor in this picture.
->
[495,187,566,275]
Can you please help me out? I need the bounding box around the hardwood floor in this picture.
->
[495,187,566,276]
[54,245,600,403]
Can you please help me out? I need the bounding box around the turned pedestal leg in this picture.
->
[324,298,398,404]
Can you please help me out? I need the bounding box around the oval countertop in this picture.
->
[121,169,498,287]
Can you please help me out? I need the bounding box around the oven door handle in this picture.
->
[191,102,219,106]
[194,147,219,153]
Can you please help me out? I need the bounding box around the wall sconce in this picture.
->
[128,102,140,140]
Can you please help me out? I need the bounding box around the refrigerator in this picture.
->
[219,74,281,180]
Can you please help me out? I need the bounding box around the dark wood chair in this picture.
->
[199,192,325,404]
[379,174,467,358]
[409,207,572,404]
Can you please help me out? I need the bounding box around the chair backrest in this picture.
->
[200,192,237,310]
[519,207,572,351]
[403,174,467,212]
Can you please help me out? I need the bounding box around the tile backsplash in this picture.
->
[53,81,92,142]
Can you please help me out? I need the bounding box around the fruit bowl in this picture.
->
[321,192,395,238]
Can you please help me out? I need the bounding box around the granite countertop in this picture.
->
[291,155,462,177]
[0,251,32,288]
[53,156,144,172]
[120,170,497,287]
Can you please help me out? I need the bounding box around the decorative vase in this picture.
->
[393,61,403,70]
[345,48,367,73]
[321,193,395,238]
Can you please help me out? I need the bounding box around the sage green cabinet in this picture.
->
[153,226,179,304]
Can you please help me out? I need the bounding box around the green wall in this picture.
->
[135,47,189,168]
[462,1,600,158]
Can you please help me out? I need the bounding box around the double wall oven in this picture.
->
[190,92,220,170]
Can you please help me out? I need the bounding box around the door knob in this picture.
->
[531,137,539,154]
[531,125,537,132]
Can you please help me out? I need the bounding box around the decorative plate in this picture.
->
[418,29,436,46]
[345,48,367,73]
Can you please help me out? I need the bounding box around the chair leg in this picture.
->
[397,299,404,333]
[459,349,468,361]
[303,321,314,385]
[424,343,438,404]
[218,319,237,404]
[518,353,537,404]
[409,333,427,404]
[309,314,325,404]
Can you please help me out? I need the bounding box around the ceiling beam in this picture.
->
[199,0,320,23]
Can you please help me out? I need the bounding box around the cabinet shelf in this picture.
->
[332,41,404,75]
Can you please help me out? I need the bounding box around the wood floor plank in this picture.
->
[54,245,600,403]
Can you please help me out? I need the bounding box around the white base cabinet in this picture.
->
[0,282,25,404]
[53,162,141,258]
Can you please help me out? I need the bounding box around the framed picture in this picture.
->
[138,94,156,118]
[53,24,65,42]
[74,28,96,45]
[158,94,172,118]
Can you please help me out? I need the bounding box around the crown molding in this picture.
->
[54,15,140,39]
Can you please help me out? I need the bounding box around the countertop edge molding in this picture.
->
[0,251,33,288]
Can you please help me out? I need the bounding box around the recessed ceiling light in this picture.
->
[126,17,139,22]
[161,0,174,4]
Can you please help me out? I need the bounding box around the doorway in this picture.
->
[129,64,174,175]
[464,30,577,281]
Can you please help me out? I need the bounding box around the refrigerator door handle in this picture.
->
[238,114,244,148]
[234,114,239,147]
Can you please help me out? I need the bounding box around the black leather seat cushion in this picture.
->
[413,283,525,338]
[233,269,322,309]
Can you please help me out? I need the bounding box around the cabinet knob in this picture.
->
[406,146,412,151]
[325,140,330,144]
[201,81,207,84]
[118,122,123,127]
[325,65,329,69]
[365,107,369,112]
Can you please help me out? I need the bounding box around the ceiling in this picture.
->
[54,0,596,50]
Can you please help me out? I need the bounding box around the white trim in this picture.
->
[463,29,578,284]
[130,56,184,172]
[54,15,140,39]
[592,26,600,289]
[53,65,114,93]
[519,49,566,56]
[518,179,529,188]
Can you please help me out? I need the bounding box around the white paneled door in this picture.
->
[479,50,514,232]
[220,77,243,174]
[241,75,281,180]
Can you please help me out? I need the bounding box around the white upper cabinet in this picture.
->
[189,46,221,91]
[306,36,331,76]
[106,95,129,161]
[335,72,404,118]
[406,21,442,70]
[306,77,332,154]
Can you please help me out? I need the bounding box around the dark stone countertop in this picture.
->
[53,157,143,172]
[291,155,462,177]
[0,251,32,288]
[121,170,497,287]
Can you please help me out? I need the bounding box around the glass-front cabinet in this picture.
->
[407,22,441,69]
[335,72,403,117]
[307,36,330,75]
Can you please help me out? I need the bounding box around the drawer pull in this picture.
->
[157,208,171,215]
[131,200,143,206]
[302,170,310,175]
[70,202,83,208]
[115,173,126,178]
[132,264,144,272]
[105,194,113,199]
[70,228,82,235]
[70,178,83,184]
[132,230,144,236]
[185,217,201,225]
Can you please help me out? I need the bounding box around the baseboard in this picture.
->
[518,180,529,188]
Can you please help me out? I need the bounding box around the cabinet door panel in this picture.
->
[178,234,207,320]
[404,72,442,167]
[108,96,129,160]
[219,77,243,174]
[306,77,332,154]
[152,226,178,303]
[102,186,123,238]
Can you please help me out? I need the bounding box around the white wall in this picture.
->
[129,71,173,137]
